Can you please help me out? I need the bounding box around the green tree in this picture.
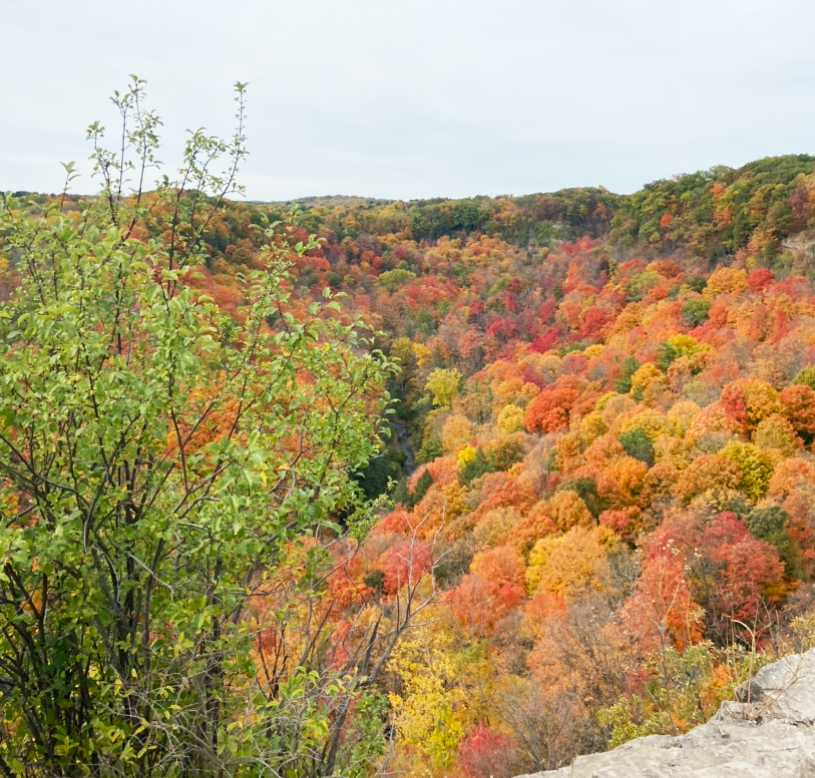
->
[615,356,640,394]
[792,365,815,390]
[656,341,681,371]
[681,298,711,327]
[557,476,602,518]
[416,435,443,465]
[0,79,396,777]
[617,428,655,467]
[376,268,416,291]
[746,506,801,578]
[459,448,495,485]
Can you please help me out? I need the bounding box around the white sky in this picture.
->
[3,0,815,201]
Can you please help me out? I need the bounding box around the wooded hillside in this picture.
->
[4,85,815,777]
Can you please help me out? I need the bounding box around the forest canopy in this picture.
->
[5,79,815,778]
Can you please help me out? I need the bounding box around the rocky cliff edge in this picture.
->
[517,648,815,778]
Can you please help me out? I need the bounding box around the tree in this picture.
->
[746,505,801,578]
[681,298,711,327]
[459,447,495,484]
[617,428,655,467]
[694,513,785,640]
[526,526,616,600]
[0,80,397,777]
[615,356,640,393]
[380,539,433,595]
[524,376,582,434]
[547,490,594,532]
[442,413,475,453]
[497,404,526,434]
[425,367,463,407]
[791,365,815,390]
[753,414,800,455]
[386,622,465,768]
[719,441,774,500]
[457,723,516,778]
[621,551,704,656]
[720,379,782,435]
[409,468,435,506]
[781,383,815,442]
[470,545,527,590]
[556,476,602,518]
[674,455,740,505]
[448,574,523,639]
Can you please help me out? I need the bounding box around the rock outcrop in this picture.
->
[517,648,815,777]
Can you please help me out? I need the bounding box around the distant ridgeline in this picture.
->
[266,153,815,259]
[7,153,815,270]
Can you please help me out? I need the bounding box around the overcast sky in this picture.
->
[3,0,815,201]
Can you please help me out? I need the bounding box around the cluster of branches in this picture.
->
[0,78,434,778]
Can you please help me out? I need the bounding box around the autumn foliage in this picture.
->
[15,152,815,775]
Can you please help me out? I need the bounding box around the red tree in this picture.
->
[697,513,785,637]
[458,723,516,778]
[448,574,523,639]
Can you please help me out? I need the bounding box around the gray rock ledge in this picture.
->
[516,648,815,777]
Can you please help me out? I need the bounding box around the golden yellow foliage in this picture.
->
[441,414,474,454]
[554,431,586,474]
[457,445,477,467]
[441,483,469,520]
[620,409,669,440]
[674,454,741,504]
[666,400,701,436]
[666,333,710,357]
[653,434,693,470]
[526,525,617,600]
[579,411,609,444]
[387,621,465,766]
[630,363,664,396]
[497,404,526,434]
[425,368,463,408]
[413,342,432,368]
[704,267,748,297]
[719,441,775,500]
[608,302,643,342]
[548,490,593,532]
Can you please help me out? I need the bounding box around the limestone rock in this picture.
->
[515,648,815,778]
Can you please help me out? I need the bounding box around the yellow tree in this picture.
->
[387,620,466,768]
[426,367,463,407]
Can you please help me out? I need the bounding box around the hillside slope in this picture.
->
[7,154,815,776]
